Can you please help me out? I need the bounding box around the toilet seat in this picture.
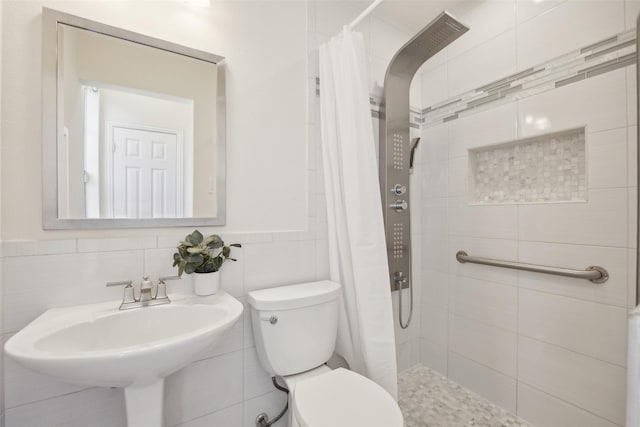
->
[292,368,404,427]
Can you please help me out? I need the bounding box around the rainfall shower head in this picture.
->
[386,12,469,80]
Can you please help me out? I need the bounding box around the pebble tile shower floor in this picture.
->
[398,365,532,427]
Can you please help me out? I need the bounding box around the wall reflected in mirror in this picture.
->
[56,23,218,220]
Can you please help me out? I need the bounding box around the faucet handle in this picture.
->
[155,276,180,301]
[106,280,136,305]
[106,280,133,287]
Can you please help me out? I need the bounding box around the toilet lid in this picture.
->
[293,368,404,427]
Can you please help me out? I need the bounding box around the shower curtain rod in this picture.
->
[348,0,384,29]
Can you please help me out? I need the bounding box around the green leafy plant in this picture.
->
[173,230,241,276]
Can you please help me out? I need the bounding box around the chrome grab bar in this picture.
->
[455,251,609,284]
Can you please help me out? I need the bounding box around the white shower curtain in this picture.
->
[319,27,398,399]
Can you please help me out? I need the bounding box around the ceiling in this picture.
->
[367,0,475,35]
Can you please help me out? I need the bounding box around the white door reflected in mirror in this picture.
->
[111,126,181,219]
[77,85,193,219]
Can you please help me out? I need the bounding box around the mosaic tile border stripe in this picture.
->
[422,29,636,127]
[316,30,635,128]
[315,77,422,128]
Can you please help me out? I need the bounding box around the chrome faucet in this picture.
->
[106,276,181,310]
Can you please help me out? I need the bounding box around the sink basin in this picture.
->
[5,290,243,426]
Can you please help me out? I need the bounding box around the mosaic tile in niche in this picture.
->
[469,128,586,204]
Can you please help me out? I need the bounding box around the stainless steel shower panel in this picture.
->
[380,12,468,292]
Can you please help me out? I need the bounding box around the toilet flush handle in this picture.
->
[260,314,278,325]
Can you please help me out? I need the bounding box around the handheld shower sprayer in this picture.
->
[409,137,420,174]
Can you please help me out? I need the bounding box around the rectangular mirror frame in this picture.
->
[42,7,226,229]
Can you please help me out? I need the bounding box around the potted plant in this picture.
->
[173,229,241,295]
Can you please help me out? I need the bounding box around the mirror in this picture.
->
[42,8,226,229]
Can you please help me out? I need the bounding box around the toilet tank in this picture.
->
[247,280,341,376]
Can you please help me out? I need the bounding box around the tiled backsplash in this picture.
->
[469,128,587,204]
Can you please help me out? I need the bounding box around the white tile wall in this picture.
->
[517,70,628,137]
[421,154,448,198]
[515,0,566,25]
[518,189,627,247]
[519,289,628,366]
[517,241,629,307]
[448,236,519,286]
[416,1,637,425]
[626,1,640,30]
[393,289,421,355]
[421,234,448,272]
[395,340,414,373]
[628,65,637,126]
[420,122,448,165]
[518,337,626,425]
[175,404,243,427]
[447,156,467,198]
[448,314,517,377]
[1,240,76,257]
[449,276,517,331]
[446,1,516,59]
[3,348,87,409]
[369,16,410,67]
[447,30,517,96]
[420,63,448,108]
[4,387,126,427]
[76,236,157,253]
[447,352,517,414]
[630,249,638,310]
[3,251,145,333]
[421,198,447,240]
[588,128,628,189]
[242,390,287,427]
[448,103,518,159]
[448,197,519,240]
[516,1,625,70]
[629,126,638,188]
[164,352,243,426]
[419,338,447,376]
[517,382,620,427]
[420,269,448,308]
[630,186,638,250]
[243,240,317,293]
[420,305,447,347]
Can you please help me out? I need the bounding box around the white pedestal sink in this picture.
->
[5,290,243,427]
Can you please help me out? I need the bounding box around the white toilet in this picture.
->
[247,280,404,427]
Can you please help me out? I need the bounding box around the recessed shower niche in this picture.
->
[468,127,587,205]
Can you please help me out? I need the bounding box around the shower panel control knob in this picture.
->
[391,184,406,196]
[390,200,408,212]
[394,271,408,287]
